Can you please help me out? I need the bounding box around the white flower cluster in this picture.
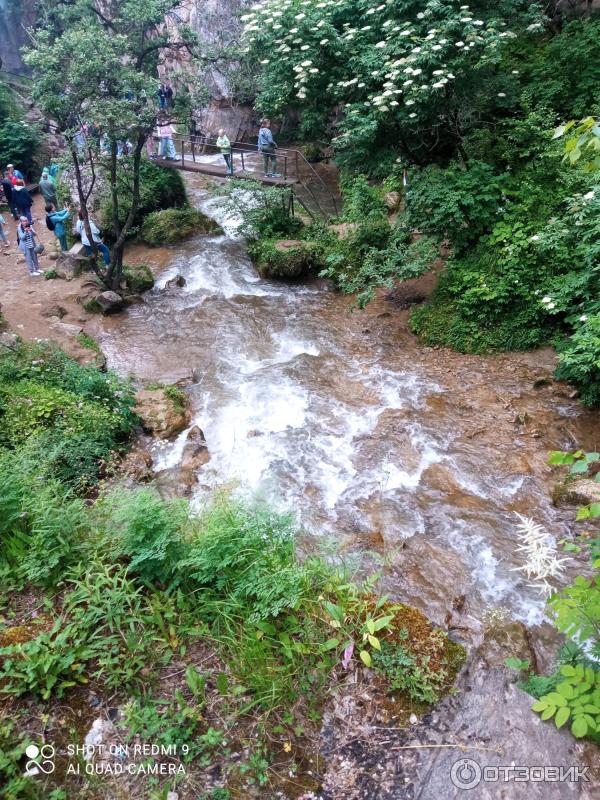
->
[541,295,556,311]
[513,514,566,596]
[241,0,514,122]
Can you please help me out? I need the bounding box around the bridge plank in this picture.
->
[155,158,298,186]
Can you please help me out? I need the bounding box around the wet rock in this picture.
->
[164,274,186,290]
[385,191,401,211]
[122,293,144,305]
[54,251,90,280]
[556,478,600,508]
[180,425,210,472]
[319,638,593,800]
[119,448,154,482]
[0,331,19,347]
[154,466,193,499]
[49,320,83,337]
[96,291,124,314]
[391,537,471,628]
[134,388,191,438]
[41,304,68,319]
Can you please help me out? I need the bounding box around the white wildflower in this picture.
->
[513,514,566,596]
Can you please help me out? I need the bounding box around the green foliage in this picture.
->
[553,116,600,172]
[555,315,600,407]
[0,340,137,488]
[243,0,545,166]
[99,159,188,240]
[531,664,600,742]
[405,161,504,254]
[121,695,203,763]
[373,639,454,704]
[139,208,221,246]
[123,263,155,293]
[97,488,188,586]
[249,238,325,279]
[548,575,600,661]
[0,450,86,587]
[182,500,310,621]
[0,620,91,699]
[0,121,41,178]
[223,181,302,240]
[0,720,39,800]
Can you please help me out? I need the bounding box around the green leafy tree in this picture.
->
[242,0,545,165]
[23,0,199,290]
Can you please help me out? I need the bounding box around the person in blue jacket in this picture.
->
[257,119,281,178]
[46,202,71,251]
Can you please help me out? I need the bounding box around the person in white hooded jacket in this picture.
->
[75,211,110,265]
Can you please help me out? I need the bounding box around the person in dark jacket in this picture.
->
[12,179,33,224]
[257,119,280,178]
[165,83,174,108]
[1,173,17,219]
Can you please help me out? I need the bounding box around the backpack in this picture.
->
[46,214,55,232]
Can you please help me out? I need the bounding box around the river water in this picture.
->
[100,181,598,641]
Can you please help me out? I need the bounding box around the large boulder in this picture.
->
[54,249,91,281]
[95,291,124,314]
[180,425,210,473]
[134,388,191,438]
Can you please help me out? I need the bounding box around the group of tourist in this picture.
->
[0,163,110,277]
[214,118,281,178]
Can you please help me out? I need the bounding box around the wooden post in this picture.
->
[181,139,185,166]
[191,140,196,163]
[295,151,299,181]
[241,150,245,173]
[284,154,288,181]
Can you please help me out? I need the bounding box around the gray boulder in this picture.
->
[96,291,124,314]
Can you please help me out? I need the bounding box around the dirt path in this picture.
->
[0,193,105,362]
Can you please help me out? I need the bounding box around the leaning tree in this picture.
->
[23,0,198,291]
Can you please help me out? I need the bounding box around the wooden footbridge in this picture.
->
[152,136,341,222]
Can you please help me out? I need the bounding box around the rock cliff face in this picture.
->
[0,0,35,75]
[159,0,257,141]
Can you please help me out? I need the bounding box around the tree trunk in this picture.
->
[71,147,103,280]
[106,133,146,292]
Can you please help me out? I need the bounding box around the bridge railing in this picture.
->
[151,135,339,218]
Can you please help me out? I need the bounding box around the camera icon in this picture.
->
[24,743,56,776]
[450,757,482,790]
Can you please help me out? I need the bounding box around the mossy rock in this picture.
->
[139,208,222,247]
[124,263,155,293]
[249,238,325,280]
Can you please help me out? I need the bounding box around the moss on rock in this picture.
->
[249,238,325,280]
[123,263,155,293]
[139,208,222,247]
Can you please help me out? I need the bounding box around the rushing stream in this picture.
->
[100,181,598,641]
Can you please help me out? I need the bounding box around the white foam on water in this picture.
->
[446,524,545,625]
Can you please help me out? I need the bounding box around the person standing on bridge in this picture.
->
[217,129,234,176]
[258,119,280,178]
[158,118,178,160]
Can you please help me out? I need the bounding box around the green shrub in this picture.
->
[0,120,41,178]
[555,315,600,406]
[224,181,303,240]
[405,161,505,254]
[0,620,91,699]
[248,238,325,279]
[0,341,137,487]
[0,449,86,586]
[99,159,187,239]
[182,500,312,621]
[97,488,188,586]
[123,262,155,292]
[139,208,221,247]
